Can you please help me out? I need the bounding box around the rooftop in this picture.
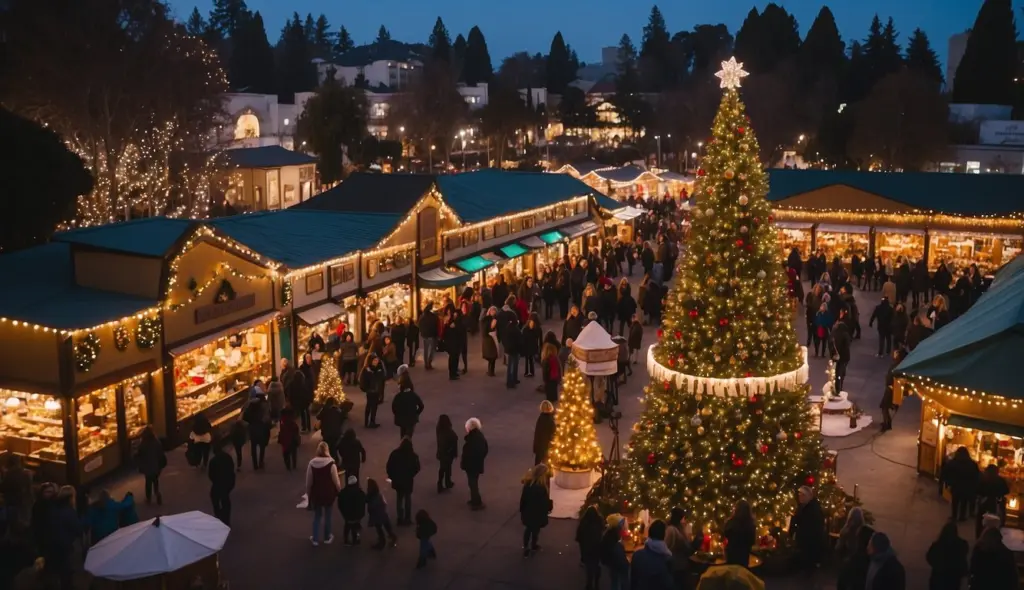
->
[222,146,317,169]
[767,169,1024,216]
[294,173,436,215]
[208,210,404,270]
[436,170,595,223]
[53,218,195,257]
[333,40,426,68]
[0,243,158,330]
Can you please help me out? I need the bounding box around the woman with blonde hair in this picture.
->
[306,441,342,546]
[519,464,552,557]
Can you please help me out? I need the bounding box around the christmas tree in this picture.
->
[314,353,346,407]
[548,357,603,472]
[621,58,836,543]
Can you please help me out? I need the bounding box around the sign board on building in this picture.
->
[980,121,1024,146]
[194,293,256,324]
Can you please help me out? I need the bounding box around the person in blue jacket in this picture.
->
[630,520,675,590]
[84,489,137,546]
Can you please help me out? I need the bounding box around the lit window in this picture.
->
[966,161,981,174]
[234,113,260,139]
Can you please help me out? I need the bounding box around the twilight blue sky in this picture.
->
[173,0,1020,70]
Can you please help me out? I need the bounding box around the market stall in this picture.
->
[775,221,813,260]
[295,301,352,358]
[927,230,1023,274]
[364,283,412,327]
[896,267,1024,515]
[873,227,925,263]
[814,224,870,264]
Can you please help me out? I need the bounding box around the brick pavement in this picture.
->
[99,279,954,590]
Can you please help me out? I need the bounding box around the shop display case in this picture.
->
[815,226,869,264]
[172,324,272,422]
[365,284,411,326]
[776,224,812,260]
[874,229,925,264]
[928,231,1023,274]
[76,386,118,460]
[939,418,1024,508]
[0,390,66,467]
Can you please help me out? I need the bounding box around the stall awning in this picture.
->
[562,220,599,239]
[520,236,546,249]
[873,226,925,236]
[947,414,1024,439]
[816,224,870,234]
[168,310,279,356]
[539,231,565,244]
[776,221,813,230]
[613,206,644,221]
[418,267,471,288]
[931,229,1023,239]
[297,302,344,326]
[498,243,529,259]
[453,256,494,273]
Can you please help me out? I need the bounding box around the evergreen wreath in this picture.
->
[113,325,131,351]
[75,332,102,372]
[136,317,161,349]
[281,281,293,306]
[214,279,237,303]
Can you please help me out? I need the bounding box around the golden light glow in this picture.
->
[548,359,603,472]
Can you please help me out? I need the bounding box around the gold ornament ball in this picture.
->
[724,169,735,180]
[701,407,712,417]
[697,426,705,436]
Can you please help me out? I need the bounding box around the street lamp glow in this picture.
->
[698,141,703,148]
[283,118,290,126]
[399,126,405,133]
[798,134,806,142]
[691,152,697,158]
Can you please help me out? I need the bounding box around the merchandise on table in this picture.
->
[419,287,454,309]
[927,231,1022,274]
[173,324,272,421]
[75,386,118,459]
[776,225,812,260]
[296,313,353,356]
[816,227,869,263]
[365,284,411,326]
[874,228,925,263]
[0,391,66,464]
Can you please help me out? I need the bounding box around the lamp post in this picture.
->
[655,135,661,168]
[459,129,467,171]
[429,144,435,172]
[399,126,405,171]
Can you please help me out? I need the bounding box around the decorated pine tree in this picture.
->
[621,58,839,546]
[548,357,603,472]
[314,353,346,407]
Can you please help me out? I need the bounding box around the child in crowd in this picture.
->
[628,314,643,365]
[337,475,366,545]
[414,509,438,568]
[366,478,397,550]
[229,417,247,472]
[277,407,300,471]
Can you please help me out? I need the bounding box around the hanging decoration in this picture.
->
[75,332,102,372]
[135,317,161,349]
[281,281,293,306]
[113,325,131,351]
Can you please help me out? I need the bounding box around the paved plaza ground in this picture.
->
[102,278,956,589]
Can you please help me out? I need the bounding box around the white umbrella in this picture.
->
[85,511,230,581]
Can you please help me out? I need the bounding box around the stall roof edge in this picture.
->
[293,173,437,214]
[53,218,197,257]
[436,169,595,223]
[221,145,317,169]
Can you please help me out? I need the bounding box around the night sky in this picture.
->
[173,0,1020,69]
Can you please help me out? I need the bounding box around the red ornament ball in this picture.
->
[749,394,760,404]
[735,239,745,248]
[795,432,803,439]
[805,475,816,486]
[688,309,699,319]
[753,217,761,225]
[759,444,770,454]
[696,168,706,177]
[647,453,657,465]
[657,329,664,339]
[745,372,753,377]
[732,458,745,467]
[719,317,730,327]
[737,126,746,134]
[768,215,775,222]
[674,330,682,339]
[663,380,672,391]
[668,358,676,368]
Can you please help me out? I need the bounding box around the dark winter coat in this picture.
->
[492,282,510,310]
[391,388,424,429]
[46,499,82,558]
[519,482,552,529]
[601,528,630,576]
[460,428,489,475]
[522,324,543,357]
[617,292,637,323]
[497,307,519,341]
[418,308,439,339]
[723,516,755,566]
[906,322,934,351]
[359,363,386,403]
[598,287,617,319]
[482,319,499,360]
[867,550,907,590]
[831,323,852,362]
[927,535,968,590]
[532,413,556,459]
[208,450,236,492]
[630,542,674,590]
[891,310,909,343]
[337,433,366,476]
[943,452,980,496]
[390,323,407,353]
[416,515,438,540]
[366,491,389,527]
[789,498,825,564]
[869,299,894,334]
[628,321,643,350]
[969,528,1019,590]
[338,483,366,522]
[837,525,875,590]
[576,513,605,565]
[933,265,952,294]
[277,414,300,452]
[436,426,459,462]
[501,321,522,355]
[243,398,271,445]
[385,446,421,492]
[913,260,931,293]
[317,405,345,443]
[135,435,165,477]
[562,314,583,345]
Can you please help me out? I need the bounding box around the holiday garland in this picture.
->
[75,332,102,372]
[136,317,161,349]
[113,325,131,351]
[281,281,293,306]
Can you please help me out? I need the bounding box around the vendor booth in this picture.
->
[895,266,1024,519]
[814,224,870,263]
[873,226,925,262]
[776,221,813,260]
[927,230,1023,274]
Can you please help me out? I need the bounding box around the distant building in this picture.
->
[219,146,319,212]
[219,93,299,150]
[316,40,424,89]
[576,47,620,82]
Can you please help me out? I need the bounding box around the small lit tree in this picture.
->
[548,358,603,472]
[314,353,346,407]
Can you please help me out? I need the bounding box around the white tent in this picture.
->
[85,511,230,581]
[571,322,619,375]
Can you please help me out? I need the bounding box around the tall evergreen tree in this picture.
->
[463,26,494,85]
[429,17,452,62]
[335,25,354,56]
[734,8,761,70]
[799,7,845,82]
[186,7,207,37]
[905,29,943,88]
[312,14,333,59]
[862,16,903,91]
[303,14,315,45]
[640,5,674,90]
[229,10,274,94]
[277,13,316,98]
[617,33,638,73]
[376,25,391,44]
[208,0,248,38]
[953,0,1017,104]
[453,34,467,80]
[546,31,574,94]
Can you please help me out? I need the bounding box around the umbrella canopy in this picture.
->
[896,268,1024,399]
[85,511,230,581]
[571,322,619,375]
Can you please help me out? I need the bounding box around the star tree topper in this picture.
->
[715,57,749,89]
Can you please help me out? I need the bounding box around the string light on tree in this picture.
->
[548,358,603,472]
[313,353,346,407]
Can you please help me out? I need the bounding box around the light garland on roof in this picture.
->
[165,263,271,311]
[166,226,279,295]
[900,374,1022,409]
[0,309,162,337]
[774,208,1024,232]
[439,196,590,238]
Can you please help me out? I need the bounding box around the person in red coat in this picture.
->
[278,407,301,471]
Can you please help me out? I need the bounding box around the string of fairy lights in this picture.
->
[547,358,602,472]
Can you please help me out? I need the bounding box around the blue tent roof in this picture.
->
[595,193,625,212]
[222,146,317,169]
[590,165,654,183]
[436,170,594,223]
[767,169,1024,216]
[896,268,1024,399]
[0,243,158,330]
[208,210,403,269]
[53,218,195,257]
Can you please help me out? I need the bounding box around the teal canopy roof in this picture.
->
[222,146,317,169]
[990,255,1024,293]
[54,218,195,257]
[436,170,594,223]
[539,231,565,244]
[453,256,493,273]
[209,211,402,269]
[767,169,1024,216]
[498,243,528,259]
[594,193,625,212]
[0,243,158,330]
[947,414,1024,439]
[896,268,1024,398]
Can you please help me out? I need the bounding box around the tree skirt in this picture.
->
[550,470,601,519]
[821,413,873,437]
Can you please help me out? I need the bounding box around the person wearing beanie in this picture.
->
[631,520,674,590]
[460,418,488,509]
[600,514,629,589]
[337,475,366,545]
[865,532,905,590]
